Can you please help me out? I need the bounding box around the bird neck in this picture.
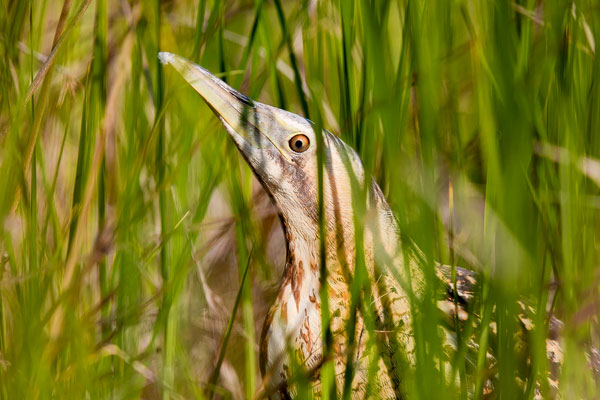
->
[260,184,400,381]
[279,209,356,309]
[258,221,322,378]
[278,216,324,317]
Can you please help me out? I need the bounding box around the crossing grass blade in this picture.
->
[207,250,253,400]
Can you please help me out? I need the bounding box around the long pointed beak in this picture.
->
[159,51,263,147]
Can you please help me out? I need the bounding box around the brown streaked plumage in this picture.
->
[159,52,596,399]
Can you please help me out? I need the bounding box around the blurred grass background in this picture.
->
[1,0,599,398]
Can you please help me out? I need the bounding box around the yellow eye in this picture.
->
[289,134,310,153]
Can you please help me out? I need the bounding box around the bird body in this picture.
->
[158,52,593,399]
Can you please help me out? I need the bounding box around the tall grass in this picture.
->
[1,0,599,398]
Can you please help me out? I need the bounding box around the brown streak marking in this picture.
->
[280,299,288,322]
[292,261,304,311]
[308,289,320,310]
[302,310,313,355]
[310,261,318,273]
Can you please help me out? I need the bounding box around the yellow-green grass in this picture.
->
[0,0,599,398]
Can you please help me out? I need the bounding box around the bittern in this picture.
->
[159,52,588,398]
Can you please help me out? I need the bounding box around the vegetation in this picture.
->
[0,0,599,398]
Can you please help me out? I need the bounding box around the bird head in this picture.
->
[159,52,373,251]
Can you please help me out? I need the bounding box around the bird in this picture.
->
[158,52,595,399]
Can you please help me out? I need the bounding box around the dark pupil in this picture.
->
[295,140,303,149]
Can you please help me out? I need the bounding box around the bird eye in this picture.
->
[289,134,310,153]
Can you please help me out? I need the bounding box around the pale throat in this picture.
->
[274,219,323,328]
